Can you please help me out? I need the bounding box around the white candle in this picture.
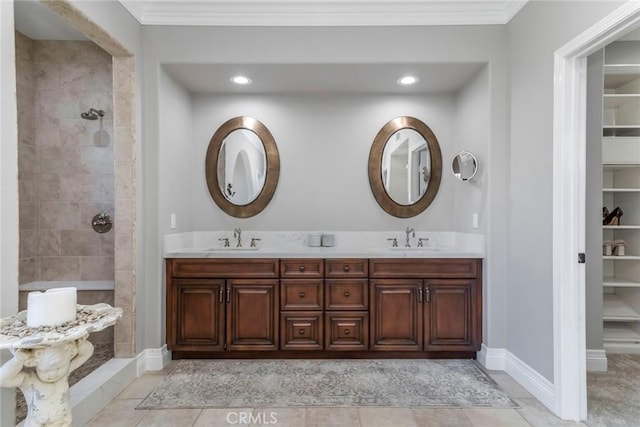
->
[27,287,77,327]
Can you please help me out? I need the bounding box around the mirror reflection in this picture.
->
[205,116,280,218]
[368,116,442,218]
[217,129,267,205]
[451,150,478,181]
[381,128,430,205]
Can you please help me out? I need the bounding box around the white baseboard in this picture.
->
[504,350,555,410]
[136,344,171,375]
[477,344,506,370]
[586,349,607,372]
[478,345,555,412]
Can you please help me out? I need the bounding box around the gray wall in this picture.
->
[506,0,624,380]
[586,50,604,351]
[189,93,457,231]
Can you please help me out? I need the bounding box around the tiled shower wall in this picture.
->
[16,32,115,284]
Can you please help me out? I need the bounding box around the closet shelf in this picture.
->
[602,187,640,192]
[602,225,640,229]
[603,277,640,288]
[603,255,640,260]
[603,323,640,343]
[604,64,640,75]
[603,294,640,321]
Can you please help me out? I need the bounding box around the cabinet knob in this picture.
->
[343,265,350,272]
[299,329,305,335]
[344,291,350,297]
[299,265,306,272]
[344,329,350,335]
[299,292,305,298]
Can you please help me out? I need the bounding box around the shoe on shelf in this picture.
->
[603,207,609,223]
[613,240,626,256]
[603,240,613,256]
[603,207,623,226]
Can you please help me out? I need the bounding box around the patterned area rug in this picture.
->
[138,359,518,409]
[587,354,640,426]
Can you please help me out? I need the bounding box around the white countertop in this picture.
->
[164,231,484,259]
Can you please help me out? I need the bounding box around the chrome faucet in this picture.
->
[218,237,230,247]
[418,238,429,247]
[233,228,242,247]
[405,227,415,247]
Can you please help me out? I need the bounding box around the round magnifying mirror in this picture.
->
[451,150,478,181]
[205,117,280,218]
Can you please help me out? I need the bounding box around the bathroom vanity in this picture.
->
[166,240,482,359]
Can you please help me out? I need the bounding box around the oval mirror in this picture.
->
[451,150,478,181]
[368,117,442,218]
[205,117,280,218]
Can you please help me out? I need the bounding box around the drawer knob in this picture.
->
[343,265,350,272]
[299,265,306,272]
[299,292,305,298]
[344,291,350,297]
[299,329,305,335]
[344,329,350,335]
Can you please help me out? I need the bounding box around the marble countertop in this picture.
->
[164,231,484,259]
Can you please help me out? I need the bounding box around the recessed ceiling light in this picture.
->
[230,75,252,85]
[397,76,419,86]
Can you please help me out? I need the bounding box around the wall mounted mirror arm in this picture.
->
[205,116,280,218]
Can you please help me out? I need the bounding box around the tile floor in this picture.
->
[86,363,585,427]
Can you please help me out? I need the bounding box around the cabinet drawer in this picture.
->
[325,312,369,351]
[280,259,324,278]
[369,258,480,279]
[169,258,279,278]
[280,280,323,310]
[325,279,368,310]
[280,311,323,350]
[325,259,368,278]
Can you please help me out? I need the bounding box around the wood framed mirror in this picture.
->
[368,116,442,218]
[205,117,280,218]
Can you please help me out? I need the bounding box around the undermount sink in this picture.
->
[387,246,445,251]
[189,247,260,252]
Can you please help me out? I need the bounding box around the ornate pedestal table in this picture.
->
[0,304,122,427]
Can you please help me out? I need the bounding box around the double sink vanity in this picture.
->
[165,231,483,359]
[165,114,483,359]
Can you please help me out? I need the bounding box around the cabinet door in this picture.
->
[227,279,279,351]
[424,279,479,351]
[171,279,225,351]
[370,279,423,351]
[325,311,369,351]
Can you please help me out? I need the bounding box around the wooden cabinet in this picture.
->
[167,259,279,353]
[167,256,481,358]
[369,259,482,353]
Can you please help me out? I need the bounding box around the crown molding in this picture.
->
[118,1,529,27]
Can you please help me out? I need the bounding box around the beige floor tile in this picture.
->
[411,408,473,426]
[249,408,305,427]
[136,408,202,427]
[117,374,167,399]
[487,373,534,399]
[193,407,254,427]
[85,398,148,427]
[463,408,531,426]
[358,407,418,427]
[305,407,361,427]
[515,398,586,427]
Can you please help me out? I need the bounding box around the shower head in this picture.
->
[81,108,105,120]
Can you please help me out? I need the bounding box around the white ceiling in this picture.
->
[163,63,486,94]
[14,0,87,41]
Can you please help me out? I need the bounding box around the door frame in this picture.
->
[552,1,640,420]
